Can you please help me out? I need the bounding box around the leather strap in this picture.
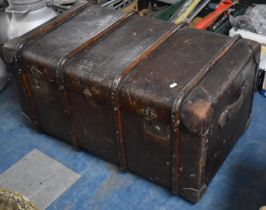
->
[111,25,180,170]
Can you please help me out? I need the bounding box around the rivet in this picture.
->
[153,125,161,134]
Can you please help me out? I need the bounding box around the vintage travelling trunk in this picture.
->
[3,3,260,203]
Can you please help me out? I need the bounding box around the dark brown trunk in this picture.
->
[3,3,260,203]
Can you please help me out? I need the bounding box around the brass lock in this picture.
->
[143,107,170,139]
[30,66,43,89]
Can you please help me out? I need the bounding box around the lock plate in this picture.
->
[29,66,44,89]
[142,107,170,139]
[144,119,170,139]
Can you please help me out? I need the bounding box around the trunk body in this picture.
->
[3,3,260,203]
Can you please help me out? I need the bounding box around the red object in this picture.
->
[194,0,234,30]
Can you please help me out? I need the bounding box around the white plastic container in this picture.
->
[6,6,57,39]
[0,0,57,91]
[6,0,57,39]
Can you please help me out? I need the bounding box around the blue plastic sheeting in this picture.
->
[0,84,265,210]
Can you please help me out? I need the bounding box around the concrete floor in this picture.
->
[0,83,265,210]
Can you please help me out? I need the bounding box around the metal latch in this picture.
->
[144,106,158,121]
[30,66,43,89]
[143,107,170,139]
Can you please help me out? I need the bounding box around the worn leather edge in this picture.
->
[181,38,260,136]
[179,39,258,203]
[170,35,242,200]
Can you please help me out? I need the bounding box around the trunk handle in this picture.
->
[218,80,248,128]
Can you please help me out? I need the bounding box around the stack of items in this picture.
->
[229,4,266,97]
[156,0,247,34]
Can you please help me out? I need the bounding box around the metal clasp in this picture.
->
[30,66,43,89]
[143,107,169,139]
